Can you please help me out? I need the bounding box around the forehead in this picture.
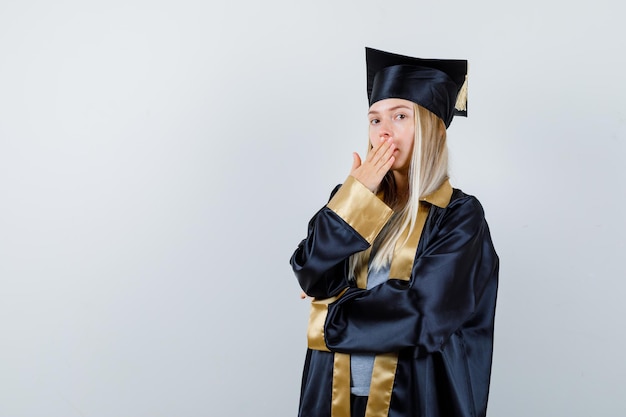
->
[368,98,414,113]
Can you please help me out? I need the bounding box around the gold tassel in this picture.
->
[454,74,468,112]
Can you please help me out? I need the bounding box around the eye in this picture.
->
[369,118,380,125]
[395,113,407,120]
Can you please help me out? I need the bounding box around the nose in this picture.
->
[378,119,393,141]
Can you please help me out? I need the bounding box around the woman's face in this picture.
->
[368,98,415,174]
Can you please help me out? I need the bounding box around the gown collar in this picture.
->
[420,179,453,208]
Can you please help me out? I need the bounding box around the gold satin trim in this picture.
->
[388,202,430,280]
[307,289,348,351]
[421,179,453,208]
[327,176,393,244]
[332,353,351,417]
[356,247,372,289]
[365,353,399,417]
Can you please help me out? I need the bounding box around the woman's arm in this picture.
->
[290,177,393,299]
[291,139,397,298]
[323,195,499,353]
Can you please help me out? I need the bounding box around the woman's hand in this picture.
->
[350,138,395,192]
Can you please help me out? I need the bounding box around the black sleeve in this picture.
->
[289,185,370,298]
[290,178,394,299]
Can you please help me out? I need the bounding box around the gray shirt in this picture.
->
[350,263,390,396]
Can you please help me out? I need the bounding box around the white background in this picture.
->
[1,0,625,416]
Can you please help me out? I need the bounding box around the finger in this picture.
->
[351,152,362,172]
[367,138,392,164]
[381,155,395,173]
[371,141,395,172]
[379,142,396,169]
[363,143,389,167]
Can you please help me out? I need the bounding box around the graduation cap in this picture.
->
[366,47,468,128]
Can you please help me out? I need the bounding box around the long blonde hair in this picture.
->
[348,104,449,278]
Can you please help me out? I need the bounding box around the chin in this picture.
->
[391,161,410,172]
[390,168,410,178]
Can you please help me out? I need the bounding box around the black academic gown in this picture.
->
[290,177,499,417]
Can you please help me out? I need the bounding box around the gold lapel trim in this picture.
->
[422,179,453,209]
[365,353,399,416]
[356,247,372,289]
[388,202,430,280]
[331,353,351,417]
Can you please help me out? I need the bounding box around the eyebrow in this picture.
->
[368,105,413,115]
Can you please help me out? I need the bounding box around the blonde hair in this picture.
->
[348,104,449,278]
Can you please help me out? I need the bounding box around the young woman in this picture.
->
[290,47,499,417]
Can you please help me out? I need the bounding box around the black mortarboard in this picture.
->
[366,47,468,128]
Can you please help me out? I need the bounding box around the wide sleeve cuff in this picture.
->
[326,176,393,244]
[307,289,348,351]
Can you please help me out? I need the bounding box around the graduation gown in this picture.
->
[290,176,499,417]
